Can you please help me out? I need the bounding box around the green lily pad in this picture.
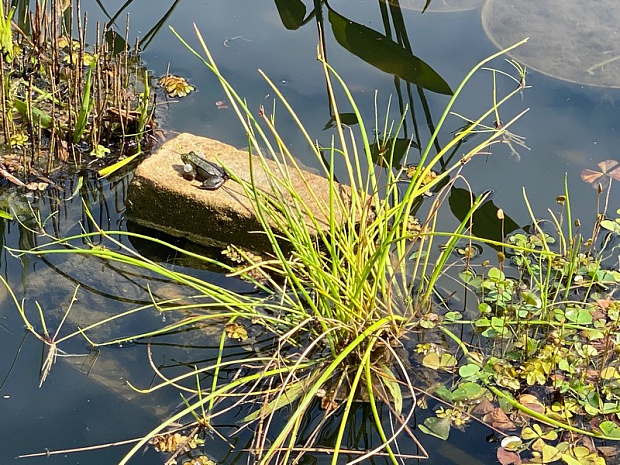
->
[482,0,620,88]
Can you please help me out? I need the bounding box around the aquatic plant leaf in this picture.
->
[601,367,620,380]
[225,322,247,341]
[0,5,15,61]
[599,421,620,438]
[522,424,557,441]
[98,153,140,178]
[565,306,593,324]
[561,451,604,465]
[0,209,11,219]
[459,363,481,378]
[105,29,127,56]
[242,379,307,422]
[449,187,520,248]
[422,352,457,370]
[501,436,523,451]
[600,219,620,234]
[13,98,53,128]
[419,416,451,440]
[370,137,417,167]
[181,456,216,465]
[483,407,516,431]
[323,112,359,129]
[497,446,522,465]
[328,9,452,95]
[581,160,620,190]
[274,0,307,30]
[159,74,194,98]
[517,394,545,414]
[531,443,561,464]
[450,382,485,402]
[377,364,402,414]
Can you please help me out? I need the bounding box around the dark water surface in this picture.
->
[1,1,620,464]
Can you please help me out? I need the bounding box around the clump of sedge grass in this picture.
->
[7,27,536,464]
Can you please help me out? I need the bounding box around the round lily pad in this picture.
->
[482,0,620,88]
[391,0,483,12]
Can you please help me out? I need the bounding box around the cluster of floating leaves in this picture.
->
[159,74,195,98]
[151,432,202,453]
[225,322,248,341]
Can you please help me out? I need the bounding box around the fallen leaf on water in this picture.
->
[483,407,516,431]
[581,160,620,189]
[518,393,545,414]
[497,446,522,465]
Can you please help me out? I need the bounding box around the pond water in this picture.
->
[1,0,620,464]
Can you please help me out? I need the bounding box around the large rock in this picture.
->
[127,133,350,250]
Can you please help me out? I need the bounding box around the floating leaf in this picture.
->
[501,436,523,451]
[450,382,486,402]
[522,424,557,441]
[599,420,620,438]
[531,443,561,463]
[422,352,458,371]
[517,394,545,414]
[323,112,359,129]
[159,74,195,98]
[600,219,620,234]
[581,160,620,189]
[419,416,451,440]
[459,363,481,378]
[497,446,522,465]
[483,407,516,431]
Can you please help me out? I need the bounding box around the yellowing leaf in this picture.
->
[159,74,195,98]
[422,352,457,371]
[601,366,620,380]
[225,322,248,341]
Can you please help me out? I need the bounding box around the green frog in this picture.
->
[180,151,229,190]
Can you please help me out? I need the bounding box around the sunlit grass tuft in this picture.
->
[5,27,536,464]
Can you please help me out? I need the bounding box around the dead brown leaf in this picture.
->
[497,447,522,465]
[483,407,516,431]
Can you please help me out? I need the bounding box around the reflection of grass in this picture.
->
[6,32,536,464]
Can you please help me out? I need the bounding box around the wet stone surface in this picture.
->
[127,133,350,250]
